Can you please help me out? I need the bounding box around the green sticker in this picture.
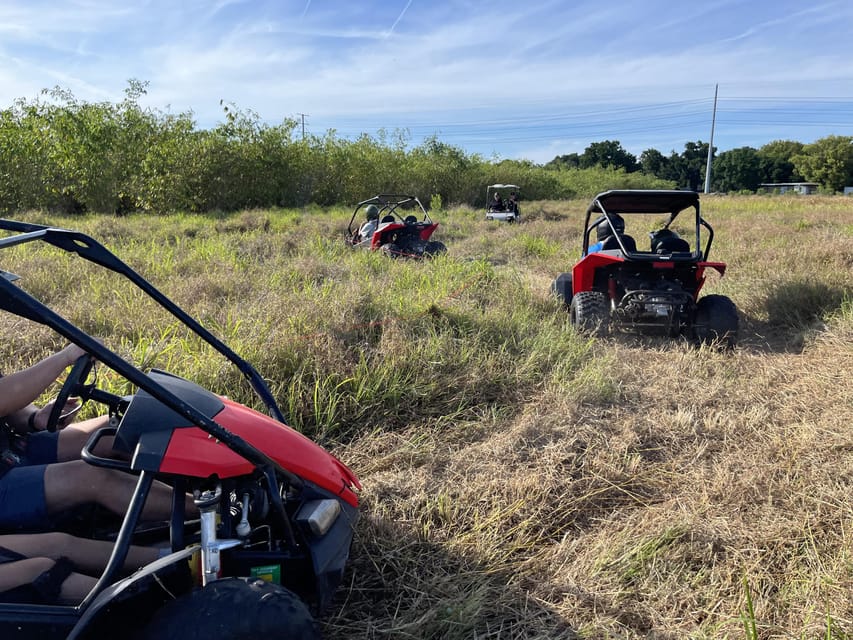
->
[250,564,281,584]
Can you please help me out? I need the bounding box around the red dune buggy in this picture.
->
[345,194,446,258]
[0,219,360,639]
[551,190,739,347]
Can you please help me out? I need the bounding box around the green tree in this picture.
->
[545,153,580,169]
[638,148,668,177]
[757,140,804,184]
[665,141,713,191]
[579,140,637,172]
[0,100,53,212]
[712,146,761,192]
[6,80,853,213]
[791,135,853,192]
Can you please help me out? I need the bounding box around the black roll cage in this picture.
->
[0,219,300,482]
[346,194,431,237]
[0,219,331,631]
[581,190,716,262]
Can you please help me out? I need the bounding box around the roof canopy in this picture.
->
[589,190,699,215]
[488,184,520,190]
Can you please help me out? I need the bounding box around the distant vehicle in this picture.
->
[345,194,446,258]
[551,189,739,347]
[485,184,521,223]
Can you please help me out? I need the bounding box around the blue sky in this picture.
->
[1,0,851,164]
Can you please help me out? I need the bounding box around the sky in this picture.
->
[1,0,852,164]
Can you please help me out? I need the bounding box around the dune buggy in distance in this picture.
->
[345,194,446,258]
[0,219,361,639]
[551,190,739,347]
[485,184,521,223]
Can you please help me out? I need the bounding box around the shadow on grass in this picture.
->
[739,280,850,354]
[558,279,848,356]
[322,513,578,640]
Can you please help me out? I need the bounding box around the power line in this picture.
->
[304,94,853,155]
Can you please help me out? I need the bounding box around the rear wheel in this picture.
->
[570,291,610,336]
[424,241,447,257]
[694,294,739,349]
[139,577,319,640]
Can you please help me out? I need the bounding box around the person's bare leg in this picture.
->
[44,461,197,521]
[0,557,97,604]
[56,415,114,461]
[0,532,159,576]
[59,571,98,604]
[0,557,54,593]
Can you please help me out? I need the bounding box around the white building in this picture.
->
[759,182,820,195]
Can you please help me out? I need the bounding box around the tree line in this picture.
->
[1,81,850,216]
[546,136,853,193]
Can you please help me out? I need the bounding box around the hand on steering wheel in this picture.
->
[45,354,95,432]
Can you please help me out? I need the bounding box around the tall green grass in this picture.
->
[2,195,852,639]
[1,208,605,443]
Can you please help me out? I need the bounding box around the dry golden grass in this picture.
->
[324,195,853,639]
[330,331,853,638]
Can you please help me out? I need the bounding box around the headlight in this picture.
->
[296,499,341,536]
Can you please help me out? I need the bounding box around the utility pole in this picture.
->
[297,113,308,141]
[704,84,718,194]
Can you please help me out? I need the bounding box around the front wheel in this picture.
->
[381,243,403,259]
[570,291,610,336]
[138,578,320,640]
[694,294,739,349]
[551,273,573,307]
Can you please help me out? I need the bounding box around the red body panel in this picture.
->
[573,254,728,299]
[418,223,439,241]
[693,261,727,297]
[158,398,361,507]
[370,222,439,249]
[698,261,726,278]
[571,253,623,294]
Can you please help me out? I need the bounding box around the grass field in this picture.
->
[1,194,852,638]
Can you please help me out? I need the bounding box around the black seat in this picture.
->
[380,215,395,224]
[654,236,690,253]
[601,234,636,252]
[404,215,417,224]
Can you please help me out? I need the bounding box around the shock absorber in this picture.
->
[195,485,243,586]
[236,493,252,538]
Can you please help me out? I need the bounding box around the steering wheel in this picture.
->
[45,354,95,433]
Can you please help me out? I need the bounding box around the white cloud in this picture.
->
[0,0,850,159]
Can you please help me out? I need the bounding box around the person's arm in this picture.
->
[4,403,40,433]
[5,397,82,433]
[0,344,86,418]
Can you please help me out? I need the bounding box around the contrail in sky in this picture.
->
[301,0,311,19]
[387,0,414,36]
